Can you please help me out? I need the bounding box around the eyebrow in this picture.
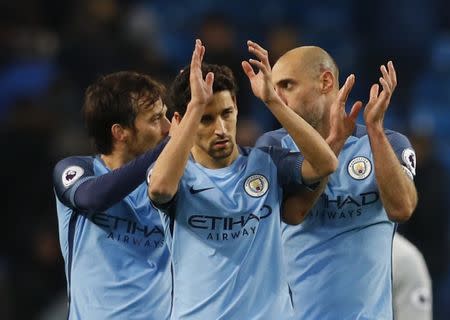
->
[151,105,166,119]
[275,78,294,86]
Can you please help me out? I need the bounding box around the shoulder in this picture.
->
[53,156,95,188]
[384,129,413,153]
[354,124,411,147]
[255,128,288,148]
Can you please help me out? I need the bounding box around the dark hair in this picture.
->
[82,71,164,154]
[167,63,238,116]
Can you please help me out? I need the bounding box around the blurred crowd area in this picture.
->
[1,0,450,319]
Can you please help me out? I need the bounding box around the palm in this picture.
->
[249,71,272,101]
[363,61,397,128]
[189,39,214,107]
[242,40,278,104]
[328,74,362,141]
[191,74,213,106]
[363,89,388,125]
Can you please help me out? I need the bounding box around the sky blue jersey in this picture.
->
[53,156,171,320]
[256,125,417,320]
[153,146,306,320]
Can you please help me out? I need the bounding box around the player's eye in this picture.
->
[222,108,233,118]
[201,115,214,125]
[284,82,294,90]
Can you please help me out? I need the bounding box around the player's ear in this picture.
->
[173,112,182,123]
[320,71,335,93]
[111,123,129,142]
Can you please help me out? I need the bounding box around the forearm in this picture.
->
[148,104,203,203]
[266,98,337,176]
[282,179,327,225]
[367,126,417,222]
[75,139,168,212]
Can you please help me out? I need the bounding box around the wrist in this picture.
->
[264,93,285,109]
[326,135,345,156]
[366,124,384,136]
[186,101,207,113]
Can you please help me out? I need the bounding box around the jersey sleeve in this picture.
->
[53,156,96,209]
[54,137,168,212]
[255,132,283,148]
[258,146,305,190]
[386,130,417,180]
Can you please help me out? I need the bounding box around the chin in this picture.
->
[210,148,231,160]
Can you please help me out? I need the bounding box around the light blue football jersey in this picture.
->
[53,156,171,320]
[256,125,417,320]
[154,146,305,320]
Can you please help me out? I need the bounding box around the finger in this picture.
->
[387,61,397,89]
[190,41,200,68]
[205,72,214,87]
[338,74,355,105]
[247,40,270,67]
[247,40,269,56]
[249,58,269,75]
[199,44,206,62]
[348,101,363,121]
[380,65,392,88]
[379,77,392,98]
[369,84,379,103]
[241,61,256,79]
[248,46,270,69]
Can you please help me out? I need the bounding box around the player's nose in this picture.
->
[214,118,226,135]
[161,116,170,136]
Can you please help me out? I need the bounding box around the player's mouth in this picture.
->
[213,139,230,148]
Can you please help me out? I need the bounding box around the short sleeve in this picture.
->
[255,132,283,148]
[386,130,416,180]
[257,146,305,189]
[53,156,95,208]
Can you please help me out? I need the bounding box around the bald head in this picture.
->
[273,46,339,87]
[271,46,340,132]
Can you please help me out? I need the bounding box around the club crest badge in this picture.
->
[62,166,84,188]
[402,165,414,180]
[244,174,269,197]
[348,156,372,180]
[402,148,416,176]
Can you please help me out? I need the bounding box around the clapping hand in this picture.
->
[363,61,397,130]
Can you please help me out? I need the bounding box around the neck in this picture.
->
[317,116,330,139]
[317,93,337,139]
[101,150,133,170]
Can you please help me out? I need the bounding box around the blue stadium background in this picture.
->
[1,0,449,318]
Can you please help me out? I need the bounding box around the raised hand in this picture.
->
[189,39,214,108]
[241,40,279,104]
[363,61,397,130]
[328,74,363,143]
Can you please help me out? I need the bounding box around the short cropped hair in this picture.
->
[168,63,238,116]
[82,71,164,154]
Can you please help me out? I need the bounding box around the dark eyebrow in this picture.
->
[151,105,166,120]
[275,79,293,87]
